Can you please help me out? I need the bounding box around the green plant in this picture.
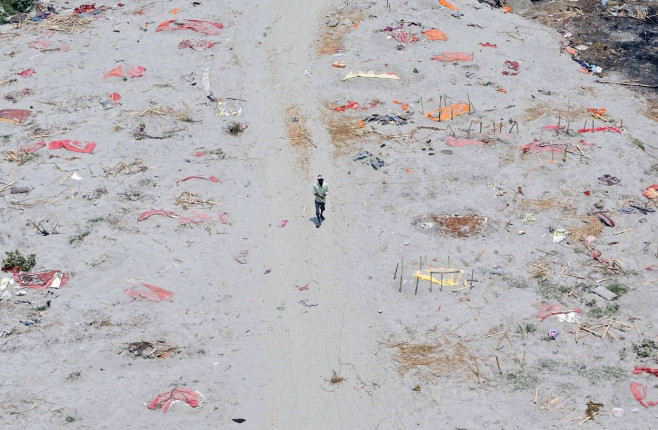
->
[65,416,77,423]
[89,217,105,223]
[606,283,629,297]
[633,339,658,359]
[506,371,539,391]
[0,0,35,23]
[69,230,90,245]
[504,275,530,289]
[588,303,619,319]
[525,323,537,333]
[2,250,36,271]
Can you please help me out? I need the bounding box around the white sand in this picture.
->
[1,0,657,427]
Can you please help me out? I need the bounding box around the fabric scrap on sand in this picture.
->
[147,387,203,412]
[125,283,174,302]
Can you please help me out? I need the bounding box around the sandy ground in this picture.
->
[1,0,658,428]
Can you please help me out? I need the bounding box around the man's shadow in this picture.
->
[308,216,321,227]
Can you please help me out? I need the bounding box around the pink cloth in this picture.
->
[17,68,36,77]
[0,109,31,124]
[631,382,658,408]
[128,66,146,77]
[137,210,179,222]
[178,39,217,50]
[156,19,223,35]
[13,271,69,289]
[446,136,487,147]
[176,176,220,184]
[49,140,96,153]
[125,283,174,302]
[20,142,46,153]
[147,388,201,412]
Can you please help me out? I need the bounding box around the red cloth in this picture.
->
[179,213,212,224]
[147,388,201,412]
[333,101,378,111]
[137,210,179,222]
[578,126,622,134]
[631,382,658,408]
[0,109,31,124]
[479,42,497,48]
[521,141,564,153]
[20,141,46,153]
[176,176,220,184]
[74,4,95,13]
[156,19,223,35]
[17,68,36,77]
[125,283,174,302]
[49,140,96,153]
[14,271,69,289]
[633,366,658,377]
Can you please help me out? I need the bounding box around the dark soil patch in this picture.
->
[514,0,657,104]
[431,214,488,238]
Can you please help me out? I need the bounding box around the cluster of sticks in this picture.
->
[105,160,147,176]
[569,316,641,342]
[535,387,603,426]
[175,192,218,208]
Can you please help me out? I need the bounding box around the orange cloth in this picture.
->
[424,103,470,122]
[422,29,447,41]
[431,52,473,62]
[439,0,460,10]
[503,6,513,12]
[104,66,124,78]
[393,100,410,110]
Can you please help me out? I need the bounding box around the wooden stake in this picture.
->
[420,97,425,115]
[575,325,579,343]
[399,258,403,293]
[496,356,502,374]
[468,120,473,135]
[508,122,515,133]
[439,273,443,292]
[479,122,482,134]
[515,121,519,133]
[559,407,576,420]
[474,357,481,381]
[438,96,442,122]
[469,268,474,289]
[518,321,528,338]
[448,256,451,269]
[556,113,561,136]
[429,272,433,292]
[467,93,474,112]
[476,248,484,262]
[635,321,642,335]
[534,387,539,403]
[415,257,421,296]
[521,350,526,369]
[536,154,544,167]
[393,262,399,280]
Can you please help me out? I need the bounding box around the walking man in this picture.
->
[313,175,328,228]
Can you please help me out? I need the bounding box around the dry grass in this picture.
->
[174,192,218,209]
[521,197,575,214]
[317,8,363,55]
[286,106,313,148]
[3,150,34,165]
[105,160,147,176]
[326,115,368,157]
[119,103,192,122]
[35,13,93,33]
[644,101,658,122]
[524,102,587,122]
[384,330,476,381]
[568,217,605,243]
